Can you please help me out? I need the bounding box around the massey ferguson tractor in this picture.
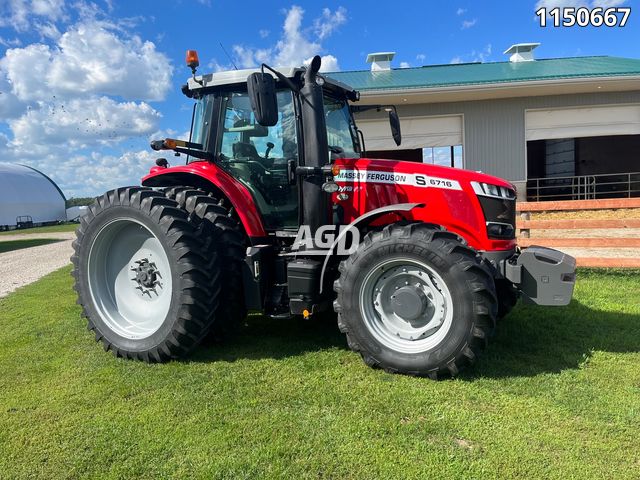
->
[71,52,576,378]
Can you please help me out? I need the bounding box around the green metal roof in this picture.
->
[327,56,640,92]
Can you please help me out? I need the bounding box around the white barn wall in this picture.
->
[356,90,640,183]
[0,164,66,227]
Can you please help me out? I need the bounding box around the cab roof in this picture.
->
[186,66,358,99]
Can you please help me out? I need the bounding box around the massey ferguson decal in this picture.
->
[334,170,462,191]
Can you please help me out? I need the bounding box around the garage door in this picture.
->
[356,115,463,150]
[526,104,640,141]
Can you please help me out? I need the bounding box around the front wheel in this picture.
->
[333,223,497,378]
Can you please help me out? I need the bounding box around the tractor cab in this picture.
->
[188,69,358,229]
[152,53,400,232]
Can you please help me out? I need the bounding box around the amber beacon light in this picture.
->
[186,50,200,71]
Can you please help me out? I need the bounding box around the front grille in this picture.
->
[478,196,516,239]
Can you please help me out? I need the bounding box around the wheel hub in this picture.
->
[131,258,163,295]
[390,286,428,320]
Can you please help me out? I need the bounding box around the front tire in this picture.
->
[333,223,497,378]
[71,187,220,361]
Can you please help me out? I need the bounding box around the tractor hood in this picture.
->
[332,157,518,251]
[334,157,515,191]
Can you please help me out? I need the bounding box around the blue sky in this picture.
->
[0,0,638,197]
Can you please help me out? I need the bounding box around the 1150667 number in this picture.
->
[536,7,631,27]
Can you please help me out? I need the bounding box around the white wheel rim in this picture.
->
[87,218,173,340]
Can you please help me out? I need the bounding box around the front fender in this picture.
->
[318,203,423,293]
[142,162,266,237]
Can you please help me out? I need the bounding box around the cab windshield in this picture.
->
[323,94,360,158]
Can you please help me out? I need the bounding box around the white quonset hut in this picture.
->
[0,163,66,229]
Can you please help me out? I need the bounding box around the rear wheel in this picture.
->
[164,187,247,338]
[71,187,220,361]
[333,223,497,378]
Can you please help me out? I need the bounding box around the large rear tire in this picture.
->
[71,187,220,361]
[164,187,246,338]
[333,223,497,378]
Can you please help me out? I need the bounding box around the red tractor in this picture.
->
[72,52,576,377]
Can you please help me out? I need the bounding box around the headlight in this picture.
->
[471,181,516,200]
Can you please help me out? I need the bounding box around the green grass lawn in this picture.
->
[0,268,639,479]
[0,223,78,236]
[0,238,64,253]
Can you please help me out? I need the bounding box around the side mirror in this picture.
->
[389,109,402,146]
[247,72,278,127]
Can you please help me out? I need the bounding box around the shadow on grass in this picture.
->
[466,298,640,379]
[190,313,347,363]
[191,297,639,379]
[0,238,64,254]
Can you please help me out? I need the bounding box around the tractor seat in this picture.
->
[232,142,260,160]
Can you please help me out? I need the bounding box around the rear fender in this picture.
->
[142,163,266,237]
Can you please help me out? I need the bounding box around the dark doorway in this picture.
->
[366,149,423,162]
[526,134,640,200]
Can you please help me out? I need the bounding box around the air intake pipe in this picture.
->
[299,55,330,233]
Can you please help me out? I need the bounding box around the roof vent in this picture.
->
[504,43,540,63]
[366,52,396,72]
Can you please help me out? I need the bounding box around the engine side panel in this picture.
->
[333,158,516,252]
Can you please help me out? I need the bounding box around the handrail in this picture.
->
[527,172,640,201]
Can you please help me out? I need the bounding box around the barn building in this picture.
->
[330,45,640,201]
[0,163,67,230]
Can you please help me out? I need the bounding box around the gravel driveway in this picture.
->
[0,232,76,298]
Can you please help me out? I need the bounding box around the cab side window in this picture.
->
[216,91,299,229]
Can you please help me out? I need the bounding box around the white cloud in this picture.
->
[35,22,62,40]
[1,21,172,102]
[461,18,477,29]
[0,0,31,31]
[313,6,347,40]
[8,96,161,149]
[593,0,626,6]
[0,36,22,47]
[305,54,339,72]
[416,53,426,62]
[45,149,161,197]
[0,73,26,119]
[399,61,411,68]
[0,3,173,197]
[259,29,270,38]
[207,58,232,72]
[211,6,346,72]
[473,44,492,63]
[274,5,319,66]
[456,8,467,15]
[450,44,492,64]
[31,0,67,21]
[535,0,626,10]
[535,0,584,8]
[0,0,68,32]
